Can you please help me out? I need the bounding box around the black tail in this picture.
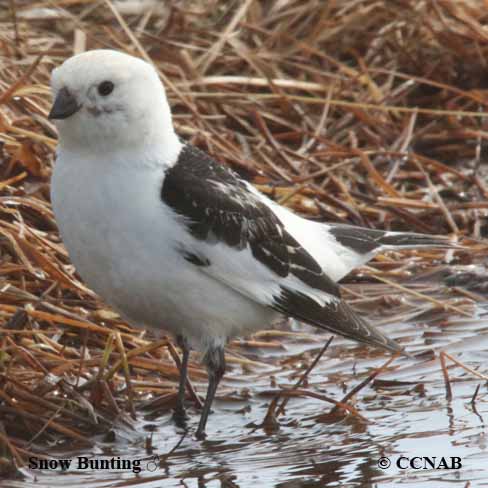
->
[377,231,459,250]
[328,224,459,256]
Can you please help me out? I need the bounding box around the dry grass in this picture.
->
[1,0,488,473]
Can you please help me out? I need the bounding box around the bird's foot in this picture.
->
[195,427,207,440]
[172,406,189,429]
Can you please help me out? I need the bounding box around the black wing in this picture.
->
[161,144,403,354]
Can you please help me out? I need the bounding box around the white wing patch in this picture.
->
[244,182,371,281]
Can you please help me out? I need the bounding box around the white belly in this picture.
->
[51,154,276,350]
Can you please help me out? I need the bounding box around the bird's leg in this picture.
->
[195,345,226,440]
[173,335,190,425]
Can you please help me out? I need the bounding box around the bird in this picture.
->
[48,49,455,439]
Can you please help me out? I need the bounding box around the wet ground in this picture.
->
[5,282,488,488]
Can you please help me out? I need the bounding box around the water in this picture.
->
[4,305,488,487]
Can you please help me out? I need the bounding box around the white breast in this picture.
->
[51,149,277,351]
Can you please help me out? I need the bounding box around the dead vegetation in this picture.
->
[1,0,488,473]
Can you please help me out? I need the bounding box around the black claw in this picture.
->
[172,407,189,429]
[195,345,226,439]
[195,428,207,440]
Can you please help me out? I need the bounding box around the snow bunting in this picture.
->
[49,50,454,438]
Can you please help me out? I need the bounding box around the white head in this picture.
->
[49,50,180,157]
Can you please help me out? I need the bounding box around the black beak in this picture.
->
[48,87,81,120]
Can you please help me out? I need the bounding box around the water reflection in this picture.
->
[7,312,488,488]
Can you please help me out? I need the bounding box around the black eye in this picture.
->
[98,81,114,96]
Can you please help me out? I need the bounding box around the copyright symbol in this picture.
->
[378,457,391,469]
[145,455,159,472]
